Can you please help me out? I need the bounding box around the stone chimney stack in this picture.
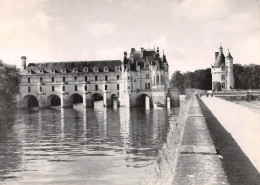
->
[21,56,27,70]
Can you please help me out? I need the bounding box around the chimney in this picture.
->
[21,56,27,70]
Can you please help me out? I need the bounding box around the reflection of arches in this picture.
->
[46,94,61,107]
[22,95,39,108]
[111,94,118,108]
[70,93,83,105]
[136,94,151,108]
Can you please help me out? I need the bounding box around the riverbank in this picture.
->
[199,97,260,185]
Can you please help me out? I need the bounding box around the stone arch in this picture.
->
[92,93,104,107]
[136,93,152,108]
[22,95,39,108]
[46,94,61,107]
[70,93,83,106]
[111,94,118,108]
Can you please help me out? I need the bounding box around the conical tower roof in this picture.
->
[213,45,225,67]
[226,49,233,59]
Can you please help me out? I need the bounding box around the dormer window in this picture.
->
[116,66,120,71]
[73,68,78,72]
[39,69,44,73]
[50,69,55,74]
[94,67,98,72]
[83,67,88,72]
[104,67,108,72]
[62,68,67,73]
[221,65,225,71]
[28,70,32,74]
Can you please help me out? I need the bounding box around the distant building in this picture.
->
[17,47,179,108]
[211,46,234,90]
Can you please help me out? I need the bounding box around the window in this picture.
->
[95,75,98,81]
[63,76,66,82]
[85,76,88,82]
[52,86,55,92]
[117,75,120,80]
[221,83,225,89]
[75,85,77,91]
[39,87,42,92]
[95,85,98,91]
[28,87,31,92]
[105,75,108,81]
[222,66,225,71]
[221,75,225,80]
[161,75,164,85]
[62,86,65,92]
[153,76,155,85]
[156,75,159,84]
[117,84,119,90]
[94,67,98,72]
[52,77,54,82]
[28,78,30,83]
[145,83,151,89]
[146,74,149,79]
[84,67,88,72]
[131,83,133,90]
[40,77,43,83]
[131,76,133,80]
[84,85,87,91]
[74,76,77,81]
[105,85,107,90]
[104,67,108,71]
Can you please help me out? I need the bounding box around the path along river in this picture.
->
[0,101,183,185]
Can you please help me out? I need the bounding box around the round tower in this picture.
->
[225,50,234,89]
[21,56,27,70]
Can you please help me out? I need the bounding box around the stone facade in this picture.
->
[211,46,234,90]
[17,47,179,108]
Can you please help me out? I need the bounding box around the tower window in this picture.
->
[62,86,65,92]
[52,77,54,82]
[95,75,98,81]
[117,75,120,80]
[40,77,43,83]
[221,83,225,89]
[85,76,88,82]
[105,75,108,81]
[28,87,31,92]
[222,66,225,71]
[221,75,225,80]
[84,85,87,91]
[28,78,30,83]
[117,84,119,90]
[105,85,107,90]
[52,86,55,92]
[95,85,98,91]
[74,76,77,81]
[75,85,77,91]
[146,74,149,79]
[63,76,66,82]
[39,87,42,92]
[145,83,151,89]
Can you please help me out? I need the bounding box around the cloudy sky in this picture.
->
[0,0,259,75]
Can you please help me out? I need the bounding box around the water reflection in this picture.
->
[0,106,179,185]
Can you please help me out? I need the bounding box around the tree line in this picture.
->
[0,61,20,114]
[169,64,260,94]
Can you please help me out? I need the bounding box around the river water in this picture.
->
[0,102,180,185]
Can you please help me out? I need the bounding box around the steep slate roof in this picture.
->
[24,60,122,74]
[213,46,225,67]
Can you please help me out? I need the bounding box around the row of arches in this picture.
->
[23,93,103,108]
[22,93,156,108]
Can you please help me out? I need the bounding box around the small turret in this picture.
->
[21,56,27,70]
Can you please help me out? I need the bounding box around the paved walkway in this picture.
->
[201,97,260,173]
[172,96,229,185]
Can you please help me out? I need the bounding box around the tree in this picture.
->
[0,61,20,114]
[170,71,184,94]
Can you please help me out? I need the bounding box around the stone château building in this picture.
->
[17,47,179,108]
[211,45,234,90]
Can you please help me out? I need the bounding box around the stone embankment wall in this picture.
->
[185,88,207,100]
[142,93,229,185]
